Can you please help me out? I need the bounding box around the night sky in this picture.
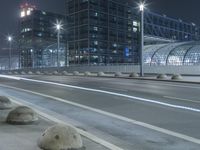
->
[0,0,200,51]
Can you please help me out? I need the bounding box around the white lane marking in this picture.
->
[99,86,128,92]
[164,96,200,104]
[0,75,21,80]
[113,79,200,89]
[19,77,200,113]
[1,84,200,145]
[9,96,123,150]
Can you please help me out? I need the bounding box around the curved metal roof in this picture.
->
[144,41,200,66]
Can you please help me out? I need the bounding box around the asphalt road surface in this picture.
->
[0,75,200,150]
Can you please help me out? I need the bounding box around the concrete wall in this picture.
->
[8,65,200,75]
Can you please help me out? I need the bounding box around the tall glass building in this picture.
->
[19,3,66,68]
[66,0,200,65]
[66,0,138,65]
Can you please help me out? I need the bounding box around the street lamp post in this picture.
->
[30,49,34,68]
[7,36,13,71]
[139,3,145,77]
[56,23,61,69]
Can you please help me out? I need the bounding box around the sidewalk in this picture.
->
[0,105,108,150]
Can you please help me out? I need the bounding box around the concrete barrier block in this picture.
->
[38,124,84,150]
[6,106,38,125]
[157,74,168,80]
[84,71,91,76]
[73,71,79,76]
[53,71,59,75]
[28,71,33,75]
[97,72,105,77]
[36,71,41,75]
[0,96,12,109]
[62,71,68,76]
[129,72,139,77]
[21,71,26,75]
[115,72,122,77]
[171,74,183,80]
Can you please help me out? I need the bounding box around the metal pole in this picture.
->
[9,41,12,71]
[57,29,60,70]
[66,42,69,67]
[140,9,144,77]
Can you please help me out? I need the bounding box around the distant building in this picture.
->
[19,3,66,68]
[65,0,200,65]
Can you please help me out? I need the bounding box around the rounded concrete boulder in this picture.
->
[6,106,38,125]
[28,71,33,75]
[171,74,183,80]
[21,71,26,75]
[129,72,139,78]
[157,74,168,80]
[73,71,79,76]
[97,72,105,77]
[8,72,13,75]
[114,72,122,77]
[0,96,12,109]
[36,71,41,75]
[53,71,59,75]
[84,71,91,76]
[38,124,84,150]
[13,71,19,75]
[62,71,68,76]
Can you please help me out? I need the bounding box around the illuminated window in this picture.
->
[133,21,138,26]
[27,10,31,15]
[21,11,25,18]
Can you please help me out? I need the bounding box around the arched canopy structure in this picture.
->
[42,43,66,67]
[144,41,200,66]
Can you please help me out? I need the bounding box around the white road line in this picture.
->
[1,84,200,145]
[164,96,200,104]
[19,77,200,113]
[9,96,123,150]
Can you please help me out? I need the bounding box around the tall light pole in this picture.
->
[139,3,145,77]
[30,49,34,68]
[54,20,63,70]
[7,35,13,71]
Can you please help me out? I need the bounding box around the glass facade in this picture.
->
[144,41,200,66]
[144,12,200,42]
[66,0,138,65]
[19,5,66,68]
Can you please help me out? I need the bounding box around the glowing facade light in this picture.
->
[54,20,63,31]
[139,3,145,11]
[21,11,25,18]
[7,36,13,42]
[20,3,35,18]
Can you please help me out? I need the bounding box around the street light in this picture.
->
[139,2,145,77]
[30,49,34,68]
[7,35,13,71]
[54,20,63,69]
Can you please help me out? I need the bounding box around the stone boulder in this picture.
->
[38,124,84,150]
[6,106,38,125]
[84,71,91,76]
[62,71,68,76]
[0,96,12,109]
[157,74,168,80]
[97,72,105,77]
[36,71,41,75]
[171,74,183,80]
[53,71,59,75]
[129,72,139,77]
[114,72,122,77]
[73,71,79,76]
[21,71,26,75]
[28,71,33,75]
